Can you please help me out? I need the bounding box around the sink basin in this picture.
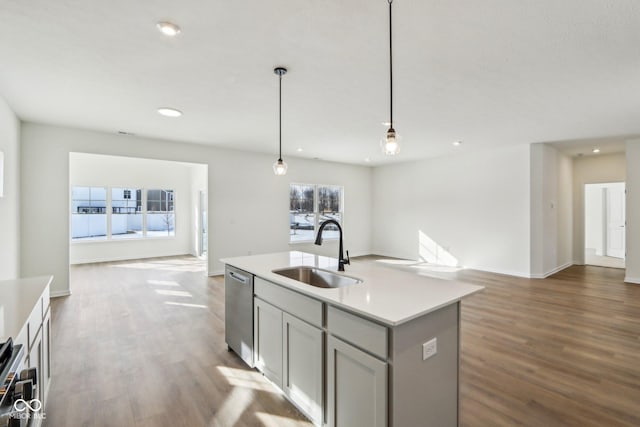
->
[273,266,362,288]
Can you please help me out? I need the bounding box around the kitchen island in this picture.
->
[221,251,483,427]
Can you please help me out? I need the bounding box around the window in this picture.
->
[71,186,107,240]
[290,184,343,242]
[70,186,176,241]
[111,188,142,239]
[146,189,175,237]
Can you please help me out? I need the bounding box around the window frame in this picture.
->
[289,183,344,244]
[70,185,176,242]
[70,186,108,241]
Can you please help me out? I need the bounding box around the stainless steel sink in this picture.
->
[272,266,362,288]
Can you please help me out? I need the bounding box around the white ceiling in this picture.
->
[0,0,638,165]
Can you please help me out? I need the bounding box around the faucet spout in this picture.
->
[315,219,350,271]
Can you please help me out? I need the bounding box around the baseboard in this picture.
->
[208,269,224,277]
[50,290,71,298]
[624,276,640,284]
[471,266,532,278]
[529,262,574,279]
[70,252,193,265]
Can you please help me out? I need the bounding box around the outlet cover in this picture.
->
[422,338,437,360]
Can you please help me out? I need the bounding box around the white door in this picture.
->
[199,191,207,257]
[605,186,625,259]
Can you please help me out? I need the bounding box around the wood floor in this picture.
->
[43,257,640,427]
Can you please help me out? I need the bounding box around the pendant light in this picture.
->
[273,67,288,175]
[382,0,400,155]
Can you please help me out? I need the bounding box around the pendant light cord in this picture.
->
[388,0,393,129]
[279,72,283,160]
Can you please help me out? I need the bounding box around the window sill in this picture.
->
[288,237,339,245]
[71,236,176,244]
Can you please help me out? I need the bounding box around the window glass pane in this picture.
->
[146,189,175,237]
[290,212,316,242]
[318,186,341,217]
[112,188,143,239]
[290,184,315,213]
[71,186,107,240]
[290,184,316,242]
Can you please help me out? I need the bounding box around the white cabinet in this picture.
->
[254,298,283,388]
[1,276,53,427]
[282,313,323,425]
[41,309,52,404]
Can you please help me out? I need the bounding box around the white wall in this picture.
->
[20,123,372,296]
[530,143,573,278]
[69,153,206,264]
[0,95,20,280]
[572,153,626,265]
[371,144,531,277]
[625,140,640,283]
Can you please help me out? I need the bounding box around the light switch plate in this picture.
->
[423,338,437,360]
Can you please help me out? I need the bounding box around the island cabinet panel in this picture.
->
[282,313,324,425]
[327,335,387,427]
[327,305,388,359]
[390,302,460,427]
[254,277,323,327]
[254,298,283,388]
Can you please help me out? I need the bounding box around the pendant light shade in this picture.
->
[273,158,287,175]
[273,67,288,175]
[382,0,400,155]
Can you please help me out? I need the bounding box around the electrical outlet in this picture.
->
[422,338,437,360]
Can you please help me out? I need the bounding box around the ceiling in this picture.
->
[0,0,638,166]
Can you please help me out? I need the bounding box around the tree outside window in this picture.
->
[289,184,343,242]
[146,189,175,237]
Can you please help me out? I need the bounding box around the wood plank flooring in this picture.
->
[43,257,640,427]
[44,257,313,427]
[458,265,640,427]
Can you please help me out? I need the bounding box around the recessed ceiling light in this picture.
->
[156,21,181,37]
[382,121,391,126]
[592,148,601,153]
[296,148,303,152]
[364,157,371,163]
[157,107,182,117]
[452,141,462,146]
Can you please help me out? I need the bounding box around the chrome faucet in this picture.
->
[314,219,350,271]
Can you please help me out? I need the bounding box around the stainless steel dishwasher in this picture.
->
[224,265,254,367]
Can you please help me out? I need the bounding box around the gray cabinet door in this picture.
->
[327,335,387,427]
[282,313,323,425]
[254,298,283,388]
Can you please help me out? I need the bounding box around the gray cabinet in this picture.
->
[327,335,387,427]
[254,279,325,425]
[254,298,283,388]
[282,313,323,425]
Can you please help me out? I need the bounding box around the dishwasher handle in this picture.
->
[228,270,248,284]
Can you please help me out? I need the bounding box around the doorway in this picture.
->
[584,182,625,268]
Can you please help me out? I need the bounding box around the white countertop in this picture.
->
[0,276,53,342]
[221,251,483,326]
